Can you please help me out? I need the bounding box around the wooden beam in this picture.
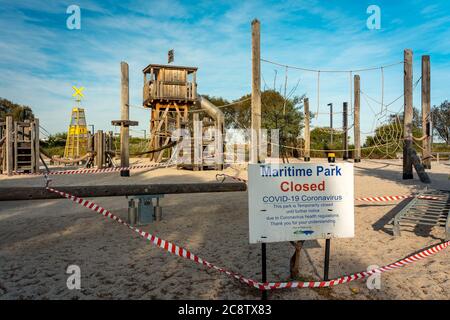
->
[251,19,261,164]
[403,49,413,179]
[156,137,170,163]
[410,149,431,183]
[304,98,310,161]
[111,120,138,126]
[421,55,431,169]
[0,183,248,201]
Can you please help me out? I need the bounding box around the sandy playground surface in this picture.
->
[0,159,449,300]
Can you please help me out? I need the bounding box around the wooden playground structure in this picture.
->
[0,117,40,175]
[0,20,441,181]
[141,63,224,170]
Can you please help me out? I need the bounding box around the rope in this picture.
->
[261,58,403,73]
[51,152,95,164]
[271,140,398,152]
[349,71,353,115]
[316,71,320,118]
[128,140,179,156]
[381,67,384,113]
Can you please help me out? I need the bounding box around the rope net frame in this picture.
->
[259,55,423,159]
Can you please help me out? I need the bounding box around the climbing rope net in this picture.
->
[260,55,425,159]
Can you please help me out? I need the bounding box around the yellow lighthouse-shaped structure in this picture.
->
[63,86,89,159]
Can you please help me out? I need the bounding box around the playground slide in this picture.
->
[198,95,224,127]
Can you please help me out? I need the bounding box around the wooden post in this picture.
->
[31,121,36,173]
[192,72,197,100]
[251,21,266,300]
[6,116,13,176]
[354,75,361,162]
[343,102,349,160]
[120,61,130,176]
[304,98,310,161]
[31,118,39,173]
[215,116,224,171]
[403,49,414,179]
[96,130,104,168]
[193,113,202,171]
[93,132,97,167]
[421,55,431,169]
[13,121,18,172]
[88,133,93,153]
[251,19,261,164]
[290,240,304,279]
[35,118,40,172]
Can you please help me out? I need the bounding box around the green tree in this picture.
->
[44,132,67,148]
[309,127,345,157]
[223,90,305,149]
[40,132,68,157]
[431,100,450,145]
[0,97,34,121]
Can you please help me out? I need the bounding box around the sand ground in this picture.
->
[0,159,449,300]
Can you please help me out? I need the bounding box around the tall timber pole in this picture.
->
[251,19,266,301]
[251,19,261,164]
[403,49,413,179]
[421,55,431,169]
[111,61,138,176]
[120,62,130,176]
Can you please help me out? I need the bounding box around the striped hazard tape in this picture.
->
[47,163,166,175]
[46,185,450,291]
[13,163,170,176]
[354,195,439,202]
[217,174,439,202]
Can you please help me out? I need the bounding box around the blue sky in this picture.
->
[0,0,449,142]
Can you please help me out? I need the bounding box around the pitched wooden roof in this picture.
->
[143,64,198,74]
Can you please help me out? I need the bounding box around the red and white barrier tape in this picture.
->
[13,163,170,176]
[354,195,439,202]
[217,174,440,202]
[47,163,166,175]
[46,185,450,291]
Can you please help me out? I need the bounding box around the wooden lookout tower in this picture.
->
[143,64,197,162]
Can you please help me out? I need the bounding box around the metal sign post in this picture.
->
[248,163,354,300]
[324,238,331,280]
[324,156,334,281]
[261,243,267,300]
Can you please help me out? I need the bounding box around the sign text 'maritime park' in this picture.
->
[248,163,354,243]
